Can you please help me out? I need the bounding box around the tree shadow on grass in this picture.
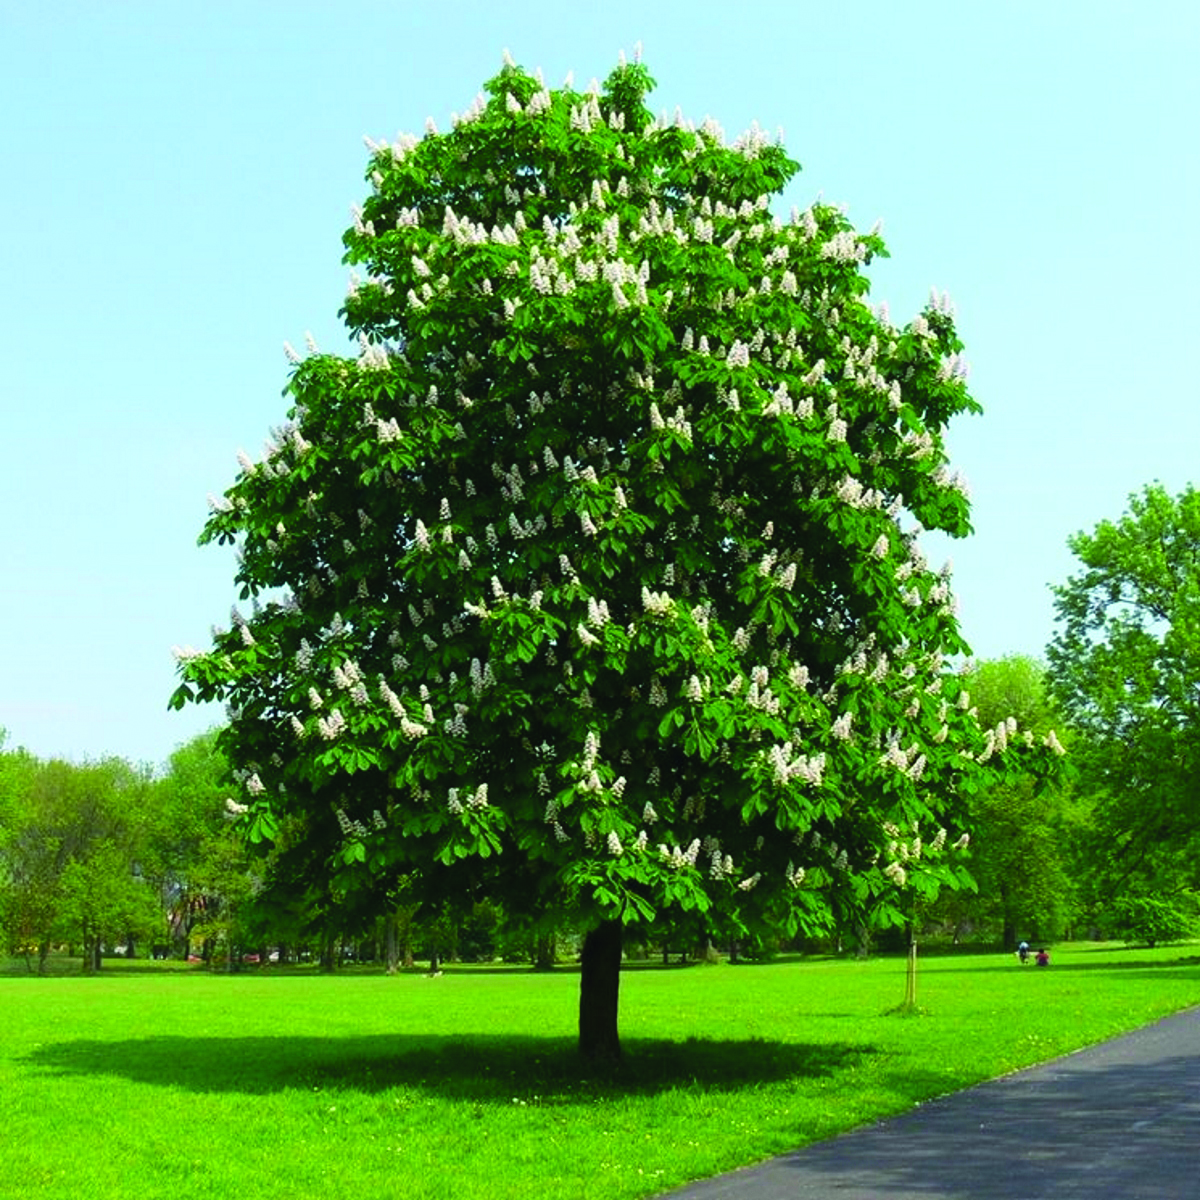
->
[23,1033,874,1104]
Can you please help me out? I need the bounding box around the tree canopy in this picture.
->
[173,52,1059,1056]
[1048,482,1200,908]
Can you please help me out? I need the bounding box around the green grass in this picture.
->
[2,943,1197,1199]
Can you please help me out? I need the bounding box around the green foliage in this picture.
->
[1109,893,1197,948]
[0,733,274,970]
[57,839,160,964]
[1048,483,1200,907]
[925,656,1077,944]
[151,733,265,961]
[176,54,1060,968]
[0,753,157,969]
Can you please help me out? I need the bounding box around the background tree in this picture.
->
[1047,483,1200,925]
[1109,893,1197,948]
[0,745,60,971]
[930,656,1077,946]
[0,756,157,971]
[175,52,1059,1057]
[147,731,232,954]
[58,837,160,972]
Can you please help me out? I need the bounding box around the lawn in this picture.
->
[1,943,1197,1199]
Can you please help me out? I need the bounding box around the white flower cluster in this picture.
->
[332,659,365,694]
[358,338,390,371]
[658,838,701,870]
[577,623,600,647]
[976,716,1019,762]
[936,352,970,383]
[834,475,887,511]
[768,742,826,787]
[709,848,735,880]
[746,666,780,714]
[725,340,751,369]
[820,230,866,263]
[642,587,674,616]
[469,657,496,698]
[336,807,369,839]
[376,416,403,442]
[587,597,611,628]
[318,709,347,740]
[826,402,848,442]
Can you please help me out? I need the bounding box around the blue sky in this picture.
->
[2,2,1197,768]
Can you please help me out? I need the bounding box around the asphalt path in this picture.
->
[664,1004,1200,1200]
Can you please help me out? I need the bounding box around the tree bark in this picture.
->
[578,919,622,1061]
[534,930,556,971]
[385,911,399,975]
[320,935,336,973]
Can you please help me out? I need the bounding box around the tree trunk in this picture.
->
[578,919,622,1061]
[904,933,918,1010]
[320,935,336,973]
[534,931,556,971]
[385,911,399,975]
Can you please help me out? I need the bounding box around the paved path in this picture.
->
[665,1005,1200,1199]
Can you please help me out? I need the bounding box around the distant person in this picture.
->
[1017,940,1030,964]
[1035,948,1050,967]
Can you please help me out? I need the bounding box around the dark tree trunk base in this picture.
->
[385,911,399,976]
[579,919,622,1061]
[534,931,556,971]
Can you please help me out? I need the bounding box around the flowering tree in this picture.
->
[174,51,1058,1058]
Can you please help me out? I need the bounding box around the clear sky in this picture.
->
[2,2,1197,769]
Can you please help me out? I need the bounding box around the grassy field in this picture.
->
[2,943,1197,1199]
